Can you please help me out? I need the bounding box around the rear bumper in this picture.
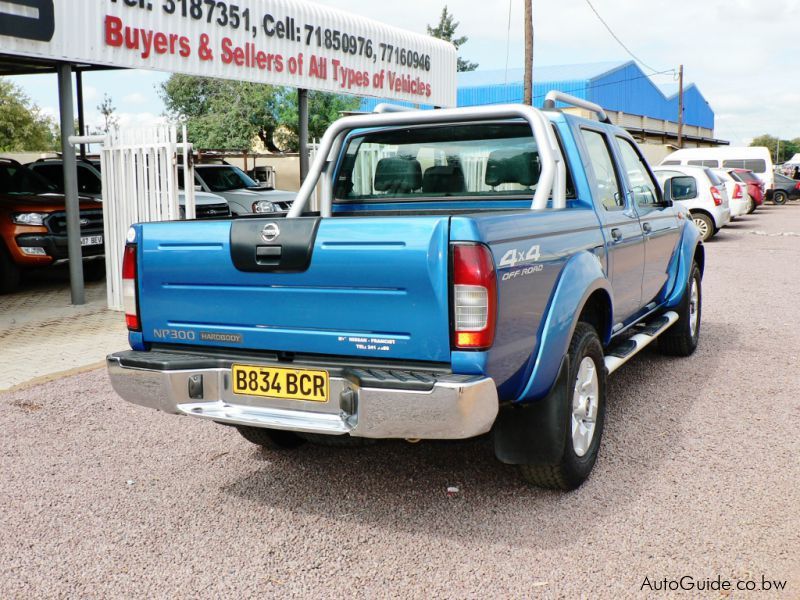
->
[15,233,104,261]
[107,350,498,439]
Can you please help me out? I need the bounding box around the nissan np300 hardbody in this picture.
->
[108,93,704,490]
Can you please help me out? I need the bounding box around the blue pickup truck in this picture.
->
[108,93,703,490]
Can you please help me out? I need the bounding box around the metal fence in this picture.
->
[99,124,195,310]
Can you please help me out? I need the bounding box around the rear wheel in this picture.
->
[519,323,607,490]
[0,247,20,294]
[658,262,701,357]
[236,426,305,450]
[691,212,714,242]
[773,191,788,205]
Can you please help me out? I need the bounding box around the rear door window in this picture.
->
[581,129,622,210]
[334,122,574,202]
[615,137,661,206]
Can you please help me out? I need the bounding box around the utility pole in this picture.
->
[677,64,684,148]
[523,0,533,105]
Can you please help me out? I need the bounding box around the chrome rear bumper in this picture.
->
[107,351,498,439]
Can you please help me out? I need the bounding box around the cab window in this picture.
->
[616,137,660,206]
[580,129,622,210]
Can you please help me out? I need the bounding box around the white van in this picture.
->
[660,147,774,190]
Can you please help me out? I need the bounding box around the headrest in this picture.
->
[422,165,466,194]
[485,150,541,188]
[374,157,422,194]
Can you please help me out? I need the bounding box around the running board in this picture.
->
[604,311,679,375]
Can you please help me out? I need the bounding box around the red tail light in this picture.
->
[732,184,743,199]
[710,186,723,206]
[795,182,800,191]
[122,244,140,331]
[452,244,497,349]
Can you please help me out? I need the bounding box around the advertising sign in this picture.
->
[0,0,457,106]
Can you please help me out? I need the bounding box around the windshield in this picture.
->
[0,163,58,195]
[197,165,259,192]
[736,171,759,184]
[334,122,574,202]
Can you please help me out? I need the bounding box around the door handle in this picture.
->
[610,228,622,241]
[642,222,652,234]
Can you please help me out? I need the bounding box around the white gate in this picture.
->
[99,124,195,311]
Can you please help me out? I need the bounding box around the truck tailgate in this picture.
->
[137,216,452,363]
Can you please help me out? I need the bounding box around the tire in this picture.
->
[690,212,714,242]
[297,432,376,447]
[658,262,702,357]
[236,426,305,450]
[0,246,20,294]
[773,191,788,205]
[519,323,607,490]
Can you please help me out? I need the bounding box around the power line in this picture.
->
[583,0,662,74]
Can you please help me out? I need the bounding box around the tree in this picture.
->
[97,93,118,133]
[0,78,58,151]
[750,134,800,164]
[272,89,360,151]
[427,6,478,72]
[159,74,359,152]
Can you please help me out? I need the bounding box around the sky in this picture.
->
[9,0,800,145]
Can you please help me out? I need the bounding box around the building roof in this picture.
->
[360,60,715,131]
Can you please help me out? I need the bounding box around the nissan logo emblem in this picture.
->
[261,222,280,242]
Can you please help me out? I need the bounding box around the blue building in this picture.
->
[361,60,725,149]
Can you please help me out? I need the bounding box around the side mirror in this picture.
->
[663,176,697,202]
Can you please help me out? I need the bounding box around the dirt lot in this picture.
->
[1,204,799,598]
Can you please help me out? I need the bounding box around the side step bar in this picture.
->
[604,311,679,375]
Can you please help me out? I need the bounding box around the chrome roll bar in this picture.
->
[543,90,611,124]
[287,104,567,218]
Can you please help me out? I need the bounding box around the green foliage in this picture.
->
[0,78,58,151]
[159,75,359,152]
[273,89,360,152]
[750,134,800,164]
[97,93,118,133]
[427,6,478,72]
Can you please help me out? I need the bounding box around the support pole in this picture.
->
[677,64,684,149]
[57,64,85,305]
[298,88,309,182]
[76,70,86,160]
[523,0,533,105]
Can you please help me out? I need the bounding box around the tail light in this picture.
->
[122,243,140,331]
[795,182,800,191]
[732,184,743,199]
[710,186,723,206]
[452,244,497,350]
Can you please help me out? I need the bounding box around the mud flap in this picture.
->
[493,354,569,465]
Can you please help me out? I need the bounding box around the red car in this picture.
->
[728,169,764,213]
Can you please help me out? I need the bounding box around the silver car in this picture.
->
[180,163,296,215]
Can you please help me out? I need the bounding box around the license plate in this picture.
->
[231,364,329,403]
[80,235,103,246]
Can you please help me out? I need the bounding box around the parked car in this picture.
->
[27,158,232,219]
[660,146,774,191]
[712,169,749,218]
[179,162,296,215]
[728,168,763,213]
[768,173,800,205]
[0,158,104,293]
[653,165,731,241]
[107,96,704,491]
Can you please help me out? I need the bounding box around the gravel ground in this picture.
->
[1,204,799,599]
